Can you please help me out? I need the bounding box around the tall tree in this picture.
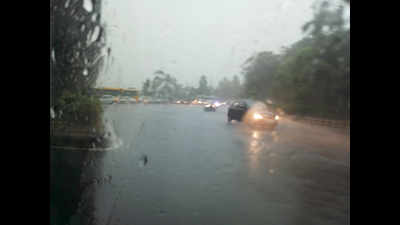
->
[242,51,281,100]
[142,79,151,96]
[198,75,210,96]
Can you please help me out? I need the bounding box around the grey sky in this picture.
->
[97,0,348,89]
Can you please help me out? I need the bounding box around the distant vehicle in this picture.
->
[197,99,206,104]
[212,100,222,107]
[119,96,130,104]
[155,99,168,104]
[128,97,137,104]
[176,99,190,104]
[227,100,279,129]
[204,103,217,112]
[152,98,167,104]
[99,95,114,104]
[113,96,120,104]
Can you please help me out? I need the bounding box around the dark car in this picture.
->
[227,101,249,121]
[227,100,279,128]
[204,103,217,112]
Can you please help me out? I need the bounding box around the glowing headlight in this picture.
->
[205,104,211,107]
[275,115,280,120]
[253,113,263,120]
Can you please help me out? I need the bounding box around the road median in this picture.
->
[286,115,350,134]
[50,121,110,150]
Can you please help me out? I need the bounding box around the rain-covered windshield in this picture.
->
[50,0,350,224]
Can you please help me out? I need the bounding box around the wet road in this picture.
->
[50,104,350,225]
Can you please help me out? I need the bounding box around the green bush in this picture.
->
[55,90,103,127]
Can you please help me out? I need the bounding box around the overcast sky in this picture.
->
[96,0,349,89]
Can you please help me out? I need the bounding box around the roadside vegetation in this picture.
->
[51,0,108,130]
[241,0,349,119]
[141,1,349,120]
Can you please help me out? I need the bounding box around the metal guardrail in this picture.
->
[290,116,350,129]
[50,121,105,136]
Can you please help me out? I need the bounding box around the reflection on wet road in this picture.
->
[50,104,349,225]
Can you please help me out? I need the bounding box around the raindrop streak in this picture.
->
[158,210,167,216]
[64,0,70,8]
[51,49,56,63]
[83,0,93,12]
[139,154,148,167]
[88,26,100,45]
[83,69,88,76]
[91,13,97,22]
[50,108,55,119]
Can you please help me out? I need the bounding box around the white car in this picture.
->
[100,95,114,104]
[129,98,137,104]
[119,96,130,104]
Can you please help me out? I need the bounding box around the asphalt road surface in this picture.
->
[50,104,350,225]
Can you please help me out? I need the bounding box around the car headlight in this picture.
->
[205,104,211,107]
[253,113,263,120]
[275,115,279,120]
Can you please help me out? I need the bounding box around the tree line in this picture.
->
[241,0,349,119]
[141,71,243,100]
[141,0,349,120]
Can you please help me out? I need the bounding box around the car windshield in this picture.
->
[51,0,350,224]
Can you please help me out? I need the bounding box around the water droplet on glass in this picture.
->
[64,0,70,8]
[91,13,97,22]
[83,0,93,12]
[90,26,101,43]
[51,49,56,63]
[139,154,148,167]
[322,25,330,33]
[83,69,88,76]
[158,210,167,216]
[50,108,55,119]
